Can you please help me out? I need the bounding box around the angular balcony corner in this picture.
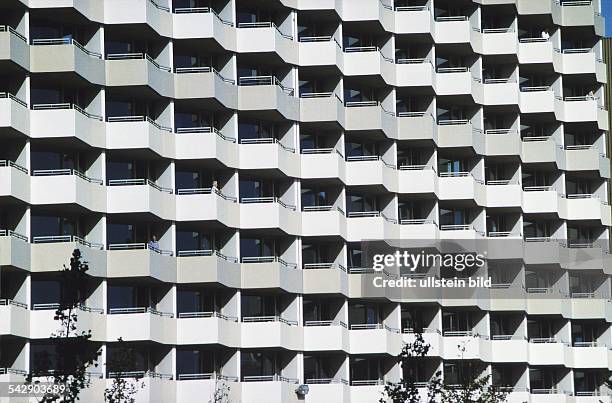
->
[0,160,29,202]
[106,178,175,219]
[30,38,105,84]
[471,26,517,55]
[301,205,347,238]
[30,103,105,147]
[435,119,473,147]
[30,168,105,211]
[174,66,237,109]
[240,256,302,293]
[299,92,345,124]
[0,25,29,69]
[106,305,175,344]
[105,53,173,97]
[172,6,235,46]
[236,22,297,63]
[174,125,238,165]
[0,229,30,271]
[298,35,340,66]
[0,92,29,136]
[473,128,521,156]
[237,76,299,120]
[519,85,555,113]
[518,36,553,64]
[177,249,240,286]
[238,196,300,234]
[107,242,176,282]
[106,115,173,157]
[433,15,470,44]
[30,235,106,276]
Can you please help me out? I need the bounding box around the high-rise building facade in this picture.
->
[0,0,610,402]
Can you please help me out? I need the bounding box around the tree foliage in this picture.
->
[27,249,101,403]
[380,332,507,403]
[104,337,145,403]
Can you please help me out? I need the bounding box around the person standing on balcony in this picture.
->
[148,235,160,251]
[541,29,550,40]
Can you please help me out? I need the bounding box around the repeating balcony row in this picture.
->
[4,0,604,51]
[1,238,611,295]
[2,302,611,363]
[0,26,607,90]
[0,103,608,175]
[1,166,609,226]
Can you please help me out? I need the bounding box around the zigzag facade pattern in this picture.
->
[0,0,611,402]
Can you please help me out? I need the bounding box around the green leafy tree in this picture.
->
[104,337,145,403]
[381,332,507,403]
[27,249,101,403]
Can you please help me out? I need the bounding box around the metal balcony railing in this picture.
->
[177,373,214,380]
[347,211,380,218]
[0,299,28,309]
[108,307,173,317]
[0,25,27,42]
[298,36,333,42]
[436,66,468,73]
[519,37,549,43]
[31,235,103,249]
[0,229,28,242]
[523,185,554,191]
[0,92,27,107]
[350,323,383,330]
[344,100,379,107]
[351,379,384,386]
[299,92,333,98]
[443,330,475,337]
[107,178,173,193]
[31,168,103,184]
[440,224,471,231]
[32,303,60,310]
[31,37,102,58]
[435,15,468,22]
[236,22,293,40]
[520,85,551,92]
[176,249,214,257]
[437,119,469,125]
[106,53,172,72]
[395,5,429,11]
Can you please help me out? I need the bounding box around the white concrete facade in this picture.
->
[0,0,610,402]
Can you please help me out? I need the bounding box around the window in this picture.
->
[176,348,214,376]
[241,351,275,378]
[241,295,276,318]
[240,238,275,258]
[177,289,215,314]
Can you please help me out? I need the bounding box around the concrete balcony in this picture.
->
[398,166,436,194]
[435,121,473,147]
[0,300,29,338]
[301,208,347,238]
[176,253,240,286]
[528,340,565,365]
[342,48,382,76]
[172,9,234,49]
[553,49,600,76]
[552,0,599,28]
[0,160,29,201]
[435,68,471,95]
[30,306,105,341]
[237,80,299,121]
[397,113,435,140]
[30,39,104,84]
[433,17,470,43]
[392,7,431,34]
[519,88,555,113]
[473,130,521,156]
[562,146,610,176]
[176,313,240,346]
[555,97,606,129]
[522,188,559,214]
[441,332,480,359]
[241,260,303,294]
[30,106,105,148]
[107,246,175,282]
[302,264,349,294]
[0,26,29,69]
[300,149,346,179]
[472,78,519,105]
[174,128,237,166]
[398,221,439,239]
[238,140,299,176]
[106,180,175,219]
[298,37,340,66]
[240,318,302,349]
[0,231,30,270]
[518,38,553,64]
[345,158,386,186]
[105,54,173,97]
[106,309,175,344]
[344,103,382,131]
[436,173,475,200]
[106,117,173,157]
[305,383,347,403]
[565,345,608,368]
[0,93,29,136]
[30,171,105,211]
[521,137,558,163]
[236,24,297,64]
[303,322,347,351]
[239,199,300,234]
[103,0,172,37]
[348,325,402,355]
[560,195,610,224]
[240,380,301,403]
[346,214,386,241]
[175,189,239,226]
[471,28,517,55]
[174,68,237,109]
[299,94,345,124]
[403,330,442,356]
[31,241,106,276]
[481,182,522,207]
[482,338,528,362]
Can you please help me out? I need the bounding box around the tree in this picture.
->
[209,379,231,403]
[104,337,145,403]
[27,249,102,403]
[380,332,507,403]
